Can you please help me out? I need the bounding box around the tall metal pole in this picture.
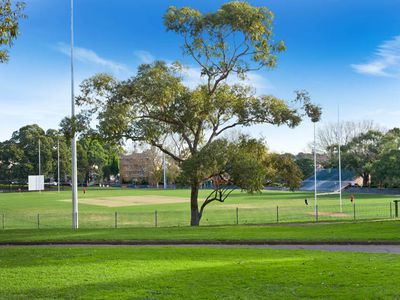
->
[163,152,167,189]
[71,0,78,229]
[38,139,41,176]
[314,122,317,216]
[57,138,60,193]
[338,107,343,212]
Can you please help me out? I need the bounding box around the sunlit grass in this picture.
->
[0,246,399,299]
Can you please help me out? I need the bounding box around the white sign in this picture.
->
[28,175,44,191]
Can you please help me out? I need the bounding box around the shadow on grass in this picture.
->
[0,247,400,299]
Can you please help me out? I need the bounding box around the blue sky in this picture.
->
[1,0,400,153]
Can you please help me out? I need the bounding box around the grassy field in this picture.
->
[0,188,397,229]
[0,246,399,299]
[1,190,398,299]
[0,220,399,244]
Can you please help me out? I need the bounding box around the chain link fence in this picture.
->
[0,200,397,230]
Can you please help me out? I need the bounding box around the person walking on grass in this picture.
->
[350,194,354,203]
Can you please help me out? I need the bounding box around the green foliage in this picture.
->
[371,128,400,187]
[79,62,316,158]
[45,129,71,183]
[164,1,285,93]
[180,137,303,194]
[0,125,57,180]
[59,114,91,141]
[0,124,121,184]
[76,135,122,183]
[179,136,268,193]
[228,137,268,192]
[266,153,303,190]
[294,90,322,123]
[341,130,383,186]
[0,0,25,62]
[372,149,400,187]
[102,155,119,181]
[76,2,322,225]
[294,155,314,179]
[179,139,231,185]
[77,62,319,225]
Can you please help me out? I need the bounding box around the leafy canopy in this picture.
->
[77,61,320,166]
[164,1,285,94]
[0,0,25,63]
[75,2,322,225]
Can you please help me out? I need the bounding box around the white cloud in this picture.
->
[56,43,129,74]
[134,50,155,64]
[351,35,400,77]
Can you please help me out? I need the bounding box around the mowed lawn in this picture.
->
[0,221,399,244]
[0,188,396,228]
[0,246,399,299]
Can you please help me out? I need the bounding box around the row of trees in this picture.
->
[311,121,400,188]
[0,123,307,189]
[0,124,120,185]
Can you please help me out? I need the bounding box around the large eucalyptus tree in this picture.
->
[76,2,321,225]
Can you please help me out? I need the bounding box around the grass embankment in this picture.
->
[0,220,399,244]
[0,246,399,299]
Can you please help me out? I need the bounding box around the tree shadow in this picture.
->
[1,247,399,299]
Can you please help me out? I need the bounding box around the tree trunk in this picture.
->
[362,173,369,187]
[190,184,201,226]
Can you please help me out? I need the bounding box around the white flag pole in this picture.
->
[338,106,343,212]
[71,0,78,229]
[57,138,60,193]
[38,139,41,176]
[314,121,317,215]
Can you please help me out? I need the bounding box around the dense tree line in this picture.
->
[309,123,400,188]
[0,124,120,184]
[0,123,305,191]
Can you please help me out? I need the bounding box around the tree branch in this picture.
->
[199,185,235,218]
[150,141,184,163]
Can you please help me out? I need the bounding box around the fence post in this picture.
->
[390,202,393,219]
[115,212,118,229]
[276,206,279,223]
[353,203,356,220]
[236,207,239,225]
[155,210,158,227]
[315,205,318,222]
[37,213,40,229]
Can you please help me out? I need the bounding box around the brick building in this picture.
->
[119,150,159,184]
